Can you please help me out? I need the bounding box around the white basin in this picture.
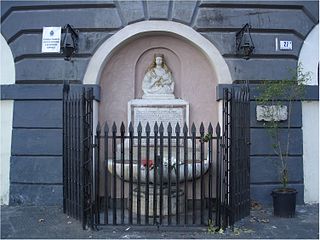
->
[107,158,209,183]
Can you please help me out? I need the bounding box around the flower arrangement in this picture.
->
[141,157,184,172]
[141,159,154,170]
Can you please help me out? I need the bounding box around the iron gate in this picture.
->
[62,85,250,230]
[220,86,251,228]
[62,85,95,229]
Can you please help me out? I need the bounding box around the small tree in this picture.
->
[256,64,310,189]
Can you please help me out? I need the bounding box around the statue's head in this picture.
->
[145,53,171,73]
[154,53,164,67]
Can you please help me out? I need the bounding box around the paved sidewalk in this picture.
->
[1,204,318,239]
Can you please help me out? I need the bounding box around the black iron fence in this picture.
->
[62,85,250,230]
[93,121,221,227]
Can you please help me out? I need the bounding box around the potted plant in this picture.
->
[256,64,310,217]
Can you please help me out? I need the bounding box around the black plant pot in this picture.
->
[271,188,297,218]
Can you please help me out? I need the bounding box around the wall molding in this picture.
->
[0,84,101,101]
[216,84,319,101]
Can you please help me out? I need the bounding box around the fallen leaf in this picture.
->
[251,200,262,210]
[233,228,241,236]
[243,228,255,233]
[250,216,258,222]
[260,218,270,223]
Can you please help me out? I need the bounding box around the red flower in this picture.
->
[142,159,154,169]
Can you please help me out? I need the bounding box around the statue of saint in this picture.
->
[142,54,174,99]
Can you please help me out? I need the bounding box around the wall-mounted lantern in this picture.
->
[61,24,79,61]
[236,23,255,60]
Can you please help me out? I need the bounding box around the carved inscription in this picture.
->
[133,107,185,132]
[128,99,189,145]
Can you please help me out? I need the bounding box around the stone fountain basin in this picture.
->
[107,159,209,184]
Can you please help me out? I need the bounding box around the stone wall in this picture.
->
[0,1,318,205]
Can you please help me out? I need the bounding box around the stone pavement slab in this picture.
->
[1,204,319,239]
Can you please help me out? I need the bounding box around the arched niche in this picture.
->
[98,34,219,128]
[83,21,232,86]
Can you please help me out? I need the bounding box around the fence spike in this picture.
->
[146,122,151,133]
[236,89,240,101]
[159,122,164,133]
[82,87,86,98]
[96,122,101,134]
[120,122,125,134]
[191,123,196,134]
[200,122,204,134]
[175,122,180,134]
[137,122,142,132]
[154,122,159,133]
[245,90,249,101]
[167,122,172,133]
[104,121,109,133]
[216,123,221,136]
[208,123,213,134]
[112,122,117,133]
[232,87,235,99]
[129,121,134,133]
[240,89,243,100]
[183,122,188,134]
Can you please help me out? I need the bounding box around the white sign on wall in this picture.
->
[41,27,61,53]
[279,40,293,50]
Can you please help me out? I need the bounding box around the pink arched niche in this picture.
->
[99,34,218,129]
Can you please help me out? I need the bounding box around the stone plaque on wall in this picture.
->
[256,105,288,122]
[128,99,189,135]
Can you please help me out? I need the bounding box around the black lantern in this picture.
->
[61,24,79,61]
[236,23,255,60]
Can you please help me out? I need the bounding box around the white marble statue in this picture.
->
[142,54,174,99]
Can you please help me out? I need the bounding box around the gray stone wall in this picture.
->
[250,100,304,204]
[1,1,318,205]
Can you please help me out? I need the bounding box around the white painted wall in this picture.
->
[302,102,319,203]
[299,24,319,203]
[299,24,319,85]
[0,101,14,205]
[0,34,15,205]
